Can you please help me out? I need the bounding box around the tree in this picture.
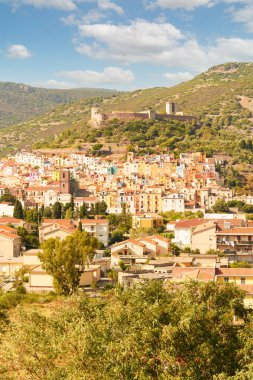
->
[52,202,62,219]
[129,227,155,239]
[229,261,252,268]
[110,230,125,244]
[170,242,180,256]
[90,204,95,216]
[99,201,107,214]
[0,193,16,204]
[38,205,44,224]
[80,202,89,218]
[0,281,250,380]
[43,206,53,218]
[206,248,224,256]
[212,199,229,213]
[77,221,82,232]
[64,207,73,219]
[13,200,24,219]
[24,208,38,224]
[17,227,39,249]
[39,231,98,295]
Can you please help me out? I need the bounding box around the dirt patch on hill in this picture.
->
[239,96,253,112]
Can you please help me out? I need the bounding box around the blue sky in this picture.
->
[1,0,253,90]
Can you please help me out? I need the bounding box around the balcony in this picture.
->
[237,241,253,245]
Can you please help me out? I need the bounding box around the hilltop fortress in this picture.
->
[90,102,197,127]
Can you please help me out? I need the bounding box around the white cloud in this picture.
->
[34,79,77,89]
[146,0,253,11]
[75,19,253,72]
[56,66,134,84]
[76,20,206,70]
[150,0,214,10]
[163,71,194,85]
[98,0,124,14]
[77,20,184,62]
[6,44,32,59]
[82,9,106,23]
[229,3,253,32]
[0,0,77,11]
[207,37,253,62]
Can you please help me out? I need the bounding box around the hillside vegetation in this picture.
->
[1,281,253,379]
[2,62,253,166]
[0,81,119,128]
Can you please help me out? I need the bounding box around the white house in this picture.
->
[162,193,185,213]
[0,203,14,217]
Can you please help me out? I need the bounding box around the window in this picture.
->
[241,278,246,284]
[224,277,229,283]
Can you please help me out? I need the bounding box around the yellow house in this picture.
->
[29,264,101,290]
[132,214,163,229]
[52,170,60,181]
[140,193,162,213]
[0,230,21,258]
[191,221,217,253]
[0,256,23,277]
[216,268,253,308]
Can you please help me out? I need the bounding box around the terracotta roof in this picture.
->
[80,219,108,225]
[139,237,158,245]
[172,267,216,281]
[0,217,22,224]
[192,221,216,235]
[111,239,145,248]
[0,230,21,240]
[175,219,206,229]
[216,268,253,276]
[128,239,146,247]
[153,234,170,243]
[0,225,17,234]
[43,219,72,226]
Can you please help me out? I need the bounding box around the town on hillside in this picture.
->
[0,148,252,306]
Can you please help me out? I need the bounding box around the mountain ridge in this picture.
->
[1,62,253,164]
[0,81,120,128]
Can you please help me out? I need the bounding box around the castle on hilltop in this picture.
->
[90,102,197,127]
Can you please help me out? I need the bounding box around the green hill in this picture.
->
[0,81,119,128]
[2,62,253,173]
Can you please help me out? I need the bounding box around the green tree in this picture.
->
[229,261,252,268]
[52,202,62,219]
[13,200,24,219]
[39,231,98,295]
[212,198,229,213]
[0,193,16,204]
[90,204,95,216]
[98,201,107,214]
[78,221,82,232]
[0,281,250,380]
[170,242,180,256]
[43,206,53,218]
[80,202,89,218]
[129,227,155,239]
[64,207,73,219]
[17,227,39,249]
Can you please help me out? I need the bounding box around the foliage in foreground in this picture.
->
[0,281,253,380]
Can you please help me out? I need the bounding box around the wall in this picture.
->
[191,226,217,254]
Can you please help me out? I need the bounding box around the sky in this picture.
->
[1,0,253,90]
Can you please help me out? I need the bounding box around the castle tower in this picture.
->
[166,102,176,115]
[91,107,104,126]
[59,170,70,194]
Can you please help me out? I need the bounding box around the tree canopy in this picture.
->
[39,231,98,295]
[0,281,252,380]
